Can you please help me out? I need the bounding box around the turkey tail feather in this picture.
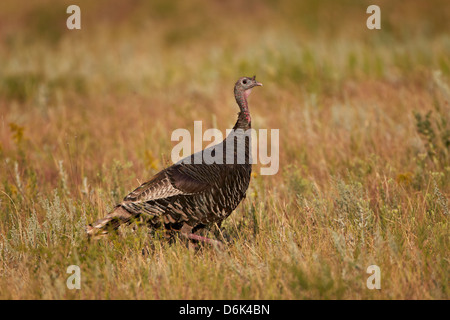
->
[86,205,133,238]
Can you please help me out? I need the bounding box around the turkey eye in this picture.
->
[242,79,248,84]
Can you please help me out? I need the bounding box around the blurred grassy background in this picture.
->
[0,0,449,299]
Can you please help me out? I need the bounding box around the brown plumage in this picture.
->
[86,76,263,246]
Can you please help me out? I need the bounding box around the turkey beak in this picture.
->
[255,81,263,87]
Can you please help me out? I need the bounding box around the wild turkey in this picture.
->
[86,76,263,246]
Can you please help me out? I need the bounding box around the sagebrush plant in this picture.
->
[0,0,449,299]
[414,72,450,171]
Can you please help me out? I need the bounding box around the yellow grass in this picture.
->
[0,0,448,299]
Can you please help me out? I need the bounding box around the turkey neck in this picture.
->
[233,87,252,131]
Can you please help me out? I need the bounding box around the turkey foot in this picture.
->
[184,233,225,249]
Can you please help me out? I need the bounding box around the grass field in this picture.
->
[0,0,449,299]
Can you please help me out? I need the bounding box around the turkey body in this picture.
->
[123,134,252,233]
[87,76,262,243]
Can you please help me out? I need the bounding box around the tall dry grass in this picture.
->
[0,0,448,299]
